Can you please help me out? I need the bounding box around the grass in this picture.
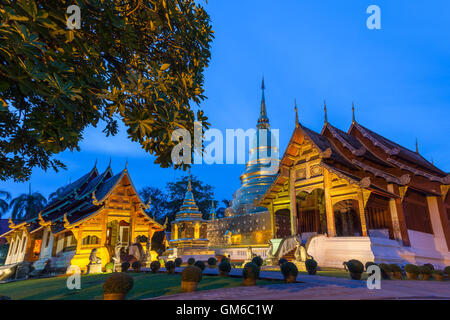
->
[0,272,281,300]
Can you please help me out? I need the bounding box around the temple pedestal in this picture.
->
[87,263,102,274]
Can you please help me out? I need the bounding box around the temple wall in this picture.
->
[207,211,272,247]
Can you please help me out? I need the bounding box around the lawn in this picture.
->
[0,272,281,300]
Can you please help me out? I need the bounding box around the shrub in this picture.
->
[423,263,434,271]
[181,266,202,283]
[187,258,195,265]
[132,261,141,272]
[281,262,298,280]
[174,258,183,267]
[432,270,444,276]
[278,258,288,266]
[218,261,232,273]
[121,262,130,272]
[305,259,318,275]
[419,265,432,275]
[444,266,450,275]
[105,262,114,273]
[207,257,217,266]
[165,261,176,273]
[345,260,364,274]
[150,260,161,273]
[220,257,230,264]
[194,261,206,271]
[252,256,264,268]
[388,264,402,273]
[378,263,391,279]
[103,272,134,294]
[404,264,419,274]
[242,262,260,280]
[365,262,377,272]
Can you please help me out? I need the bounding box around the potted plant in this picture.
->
[444,266,450,279]
[365,262,377,272]
[103,272,134,300]
[207,257,217,268]
[181,266,202,292]
[187,258,196,266]
[218,260,231,276]
[150,260,161,273]
[388,264,402,280]
[305,259,318,275]
[419,265,432,280]
[423,263,434,271]
[175,258,183,267]
[166,261,176,274]
[432,270,444,281]
[278,258,288,266]
[221,257,230,264]
[378,263,392,280]
[132,261,141,273]
[252,256,264,269]
[404,264,419,280]
[121,261,130,272]
[242,262,259,286]
[105,262,114,273]
[194,261,206,271]
[344,260,364,280]
[281,262,298,283]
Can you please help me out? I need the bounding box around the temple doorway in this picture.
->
[296,189,327,235]
[333,200,362,236]
[274,209,291,238]
[365,194,394,239]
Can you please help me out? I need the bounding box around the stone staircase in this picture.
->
[282,248,296,262]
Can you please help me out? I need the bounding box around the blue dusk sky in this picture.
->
[1,0,449,215]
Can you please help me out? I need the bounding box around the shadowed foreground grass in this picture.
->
[0,273,281,300]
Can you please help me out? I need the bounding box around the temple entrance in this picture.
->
[274,209,291,238]
[402,189,433,234]
[333,200,362,237]
[296,189,327,235]
[365,194,394,239]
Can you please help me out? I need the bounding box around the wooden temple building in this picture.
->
[257,103,450,268]
[0,163,164,275]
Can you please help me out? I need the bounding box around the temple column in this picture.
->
[194,222,200,239]
[289,167,298,235]
[269,201,276,238]
[323,168,336,237]
[427,196,450,252]
[172,224,178,240]
[387,184,410,246]
[357,190,369,237]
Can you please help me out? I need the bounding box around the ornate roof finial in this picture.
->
[108,156,112,168]
[187,174,192,192]
[324,100,328,125]
[125,158,128,170]
[415,138,419,153]
[295,99,299,128]
[210,200,215,220]
[257,76,270,129]
[94,158,98,168]
[352,101,356,124]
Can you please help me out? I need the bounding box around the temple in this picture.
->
[0,163,165,276]
[257,103,450,268]
[164,177,215,261]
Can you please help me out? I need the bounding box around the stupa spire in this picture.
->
[257,76,270,129]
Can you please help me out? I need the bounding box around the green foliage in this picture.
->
[344,260,364,274]
[218,261,231,273]
[150,260,161,273]
[419,265,432,275]
[174,258,183,267]
[251,256,263,268]
[431,270,443,276]
[9,186,46,221]
[280,262,298,279]
[242,262,259,280]
[105,262,114,273]
[388,264,401,273]
[404,264,419,274]
[207,257,217,266]
[103,272,134,294]
[0,0,214,182]
[165,260,175,273]
[445,266,450,275]
[423,263,434,271]
[378,263,391,279]
[194,261,205,271]
[187,257,195,265]
[305,259,318,275]
[131,261,141,272]
[0,190,11,218]
[181,265,202,282]
[220,257,230,264]
[121,262,130,272]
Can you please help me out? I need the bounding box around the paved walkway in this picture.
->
[145,268,450,300]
